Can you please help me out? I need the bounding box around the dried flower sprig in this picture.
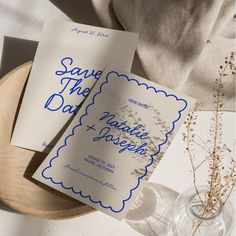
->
[182,51,236,235]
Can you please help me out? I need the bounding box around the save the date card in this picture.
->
[11,18,138,152]
[33,66,196,220]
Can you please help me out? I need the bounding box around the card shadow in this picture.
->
[0,36,38,78]
[49,0,102,26]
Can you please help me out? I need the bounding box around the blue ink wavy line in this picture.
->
[41,70,188,213]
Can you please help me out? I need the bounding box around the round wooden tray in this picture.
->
[0,62,94,219]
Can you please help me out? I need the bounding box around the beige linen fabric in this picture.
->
[92,0,235,111]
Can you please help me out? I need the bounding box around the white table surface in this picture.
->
[0,1,235,235]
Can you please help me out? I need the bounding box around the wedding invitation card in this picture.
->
[33,66,196,220]
[11,18,138,152]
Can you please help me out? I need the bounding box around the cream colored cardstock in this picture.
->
[33,66,196,220]
[11,18,138,152]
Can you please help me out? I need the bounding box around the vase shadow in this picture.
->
[125,182,178,236]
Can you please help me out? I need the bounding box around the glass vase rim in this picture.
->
[188,188,223,221]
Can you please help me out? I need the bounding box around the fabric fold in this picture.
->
[91,0,235,111]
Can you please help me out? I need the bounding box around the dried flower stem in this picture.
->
[183,51,236,236]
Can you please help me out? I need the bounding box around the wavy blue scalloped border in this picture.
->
[41,70,188,213]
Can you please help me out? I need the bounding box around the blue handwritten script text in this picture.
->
[63,164,116,190]
[44,57,102,114]
[86,112,149,156]
[71,27,109,38]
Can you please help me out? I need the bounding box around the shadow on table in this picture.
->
[0,202,17,213]
[0,36,38,78]
[125,182,178,236]
[49,0,102,26]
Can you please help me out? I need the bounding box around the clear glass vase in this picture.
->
[168,187,235,236]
